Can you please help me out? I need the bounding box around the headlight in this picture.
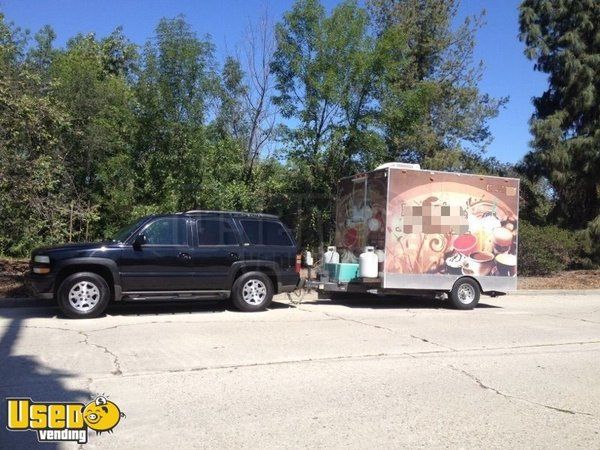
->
[33,255,51,274]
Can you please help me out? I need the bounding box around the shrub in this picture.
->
[518,221,588,276]
[584,216,600,265]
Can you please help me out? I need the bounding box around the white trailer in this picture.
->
[310,163,520,309]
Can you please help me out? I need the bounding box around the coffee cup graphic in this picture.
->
[493,227,513,254]
[445,252,466,275]
[453,233,478,256]
[464,251,495,276]
[495,253,517,276]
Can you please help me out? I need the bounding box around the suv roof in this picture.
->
[177,210,279,219]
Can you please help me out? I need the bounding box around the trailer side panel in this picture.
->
[383,169,519,292]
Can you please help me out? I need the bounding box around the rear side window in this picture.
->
[142,218,188,245]
[240,220,293,246]
[197,218,238,245]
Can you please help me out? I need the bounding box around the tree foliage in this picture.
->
[1,2,509,256]
[519,0,600,231]
[271,0,506,245]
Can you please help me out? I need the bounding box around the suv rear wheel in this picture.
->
[57,272,111,319]
[231,271,274,312]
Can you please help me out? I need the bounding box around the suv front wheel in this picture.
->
[231,271,274,312]
[57,272,111,319]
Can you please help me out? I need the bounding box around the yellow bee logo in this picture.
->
[82,396,125,434]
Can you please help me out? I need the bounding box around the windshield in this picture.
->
[110,218,148,242]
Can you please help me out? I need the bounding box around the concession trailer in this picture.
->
[309,163,520,309]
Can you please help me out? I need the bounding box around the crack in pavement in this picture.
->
[10,324,124,377]
[0,324,121,403]
[2,339,600,389]
[410,334,456,351]
[319,312,395,332]
[87,317,336,332]
[292,304,395,332]
[11,325,123,381]
[449,364,595,418]
[4,321,600,386]
[541,313,600,325]
[77,330,122,376]
[162,352,394,375]
[0,317,336,335]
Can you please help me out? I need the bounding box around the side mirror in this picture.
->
[133,234,147,249]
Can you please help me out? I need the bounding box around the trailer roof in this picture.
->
[339,166,520,183]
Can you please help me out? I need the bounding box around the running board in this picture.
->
[121,290,230,301]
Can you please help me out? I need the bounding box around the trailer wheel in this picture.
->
[450,278,480,310]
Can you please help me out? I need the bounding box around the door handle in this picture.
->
[178,252,191,260]
[229,252,239,260]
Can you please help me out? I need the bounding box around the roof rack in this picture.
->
[183,209,235,214]
[180,210,279,219]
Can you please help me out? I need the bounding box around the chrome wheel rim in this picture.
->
[242,279,267,305]
[68,281,100,312]
[457,283,476,304]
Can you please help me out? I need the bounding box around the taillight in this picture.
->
[295,254,302,273]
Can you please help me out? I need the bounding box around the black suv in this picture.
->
[27,211,299,318]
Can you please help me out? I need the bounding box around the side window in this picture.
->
[142,218,188,245]
[263,221,293,246]
[240,220,261,244]
[240,220,293,246]
[197,218,238,245]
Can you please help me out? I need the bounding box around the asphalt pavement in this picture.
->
[1,291,599,449]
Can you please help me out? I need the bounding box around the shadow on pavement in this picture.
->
[309,293,501,309]
[0,297,294,320]
[105,298,294,316]
[0,291,499,321]
[0,312,90,448]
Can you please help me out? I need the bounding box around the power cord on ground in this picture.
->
[286,259,322,305]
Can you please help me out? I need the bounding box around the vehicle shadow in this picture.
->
[0,312,90,447]
[307,293,501,310]
[0,291,498,321]
[0,296,295,320]
[104,298,294,316]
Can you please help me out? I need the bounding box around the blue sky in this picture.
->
[0,0,547,164]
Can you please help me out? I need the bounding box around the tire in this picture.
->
[231,271,274,312]
[449,277,480,310]
[57,272,111,319]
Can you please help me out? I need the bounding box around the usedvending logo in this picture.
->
[6,395,125,444]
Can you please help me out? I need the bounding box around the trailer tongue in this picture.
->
[305,163,520,309]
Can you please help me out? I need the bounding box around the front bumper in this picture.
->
[25,273,55,299]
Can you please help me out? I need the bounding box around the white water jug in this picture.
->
[305,251,314,267]
[375,249,386,271]
[324,246,340,264]
[359,246,379,278]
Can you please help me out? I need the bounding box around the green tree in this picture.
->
[49,32,139,235]
[272,0,504,246]
[369,0,507,170]
[519,0,600,231]
[272,0,383,246]
[134,16,245,213]
[0,14,96,254]
[215,56,248,142]
[26,25,57,78]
